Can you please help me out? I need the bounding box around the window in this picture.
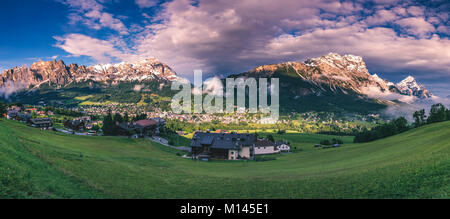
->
[231,151,234,155]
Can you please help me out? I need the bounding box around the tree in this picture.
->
[0,102,6,117]
[413,109,426,127]
[393,117,409,132]
[320,140,331,145]
[124,112,129,123]
[114,113,124,123]
[102,111,114,136]
[133,113,147,121]
[427,103,447,124]
[266,134,275,142]
[447,109,450,121]
[332,138,343,144]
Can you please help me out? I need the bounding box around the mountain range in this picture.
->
[0,53,434,114]
[0,58,179,89]
[240,53,432,100]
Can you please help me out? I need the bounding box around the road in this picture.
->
[145,136,191,153]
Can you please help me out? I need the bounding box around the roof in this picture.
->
[275,140,289,146]
[190,132,256,150]
[30,118,53,125]
[255,139,274,147]
[134,120,157,128]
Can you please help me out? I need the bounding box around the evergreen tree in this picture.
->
[266,134,275,142]
[413,109,426,127]
[0,102,6,117]
[447,109,450,121]
[393,117,409,132]
[114,113,124,123]
[124,112,129,123]
[427,103,447,124]
[103,111,114,136]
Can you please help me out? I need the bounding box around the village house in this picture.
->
[64,119,86,131]
[190,132,256,160]
[276,141,291,152]
[7,110,32,122]
[254,139,279,155]
[29,118,53,129]
[117,118,166,137]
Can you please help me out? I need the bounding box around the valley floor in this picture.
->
[0,119,448,198]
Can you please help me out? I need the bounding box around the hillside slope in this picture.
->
[0,119,448,198]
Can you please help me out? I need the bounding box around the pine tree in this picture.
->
[103,111,114,136]
[124,112,129,123]
[413,109,426,127]
[427,103,447,124]
[0,102,6,117]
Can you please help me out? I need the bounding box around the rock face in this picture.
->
[0,58,179,89]
[241,52,432,100]
[396,76,432,99]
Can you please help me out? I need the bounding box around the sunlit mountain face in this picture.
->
[0,0,449,98]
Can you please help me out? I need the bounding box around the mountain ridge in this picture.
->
[0,58,179,90]
[239,53,432,100]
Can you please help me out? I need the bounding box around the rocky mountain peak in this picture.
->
[396,75,432,98]
[305,53,369,74]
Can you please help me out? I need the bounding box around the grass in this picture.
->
[0,119,448,198]
[79,100,118,106]
[74,95,94,101]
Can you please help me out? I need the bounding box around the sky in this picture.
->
[0,0,449,96]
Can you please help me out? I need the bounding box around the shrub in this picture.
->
[320,140,331,145]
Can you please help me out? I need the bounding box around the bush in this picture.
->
[332,138,343,144]
[320,140,331,145]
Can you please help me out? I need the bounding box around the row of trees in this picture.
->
[354,103,450,143]
[413,103,450,127]
[353,117,409,143]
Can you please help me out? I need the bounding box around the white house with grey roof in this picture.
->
[190,132,256,160]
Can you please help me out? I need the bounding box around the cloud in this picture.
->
[125,0,450,80]
[0,81,27,99]
[54,34,132,63]
[395,17,436,37]
[360,85,417,103]
[133,84,144,92]
[54,0,450,93]
[365,9,399,26]
[59,0,128,35]
[135,0,158,8]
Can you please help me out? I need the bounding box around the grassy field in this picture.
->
[0,119,448,198]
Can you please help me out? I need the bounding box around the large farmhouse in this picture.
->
[117,118,166,137]
[29,118,53,129]
[190,132,256,160]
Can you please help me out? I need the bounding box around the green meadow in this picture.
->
[0,119,448,198]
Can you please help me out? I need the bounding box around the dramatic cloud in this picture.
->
[128,0,450,81]
[53,0,450,95]
[54,34,133,63]
[60,0,128,35]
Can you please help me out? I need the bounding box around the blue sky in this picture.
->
[0,0,449,96]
